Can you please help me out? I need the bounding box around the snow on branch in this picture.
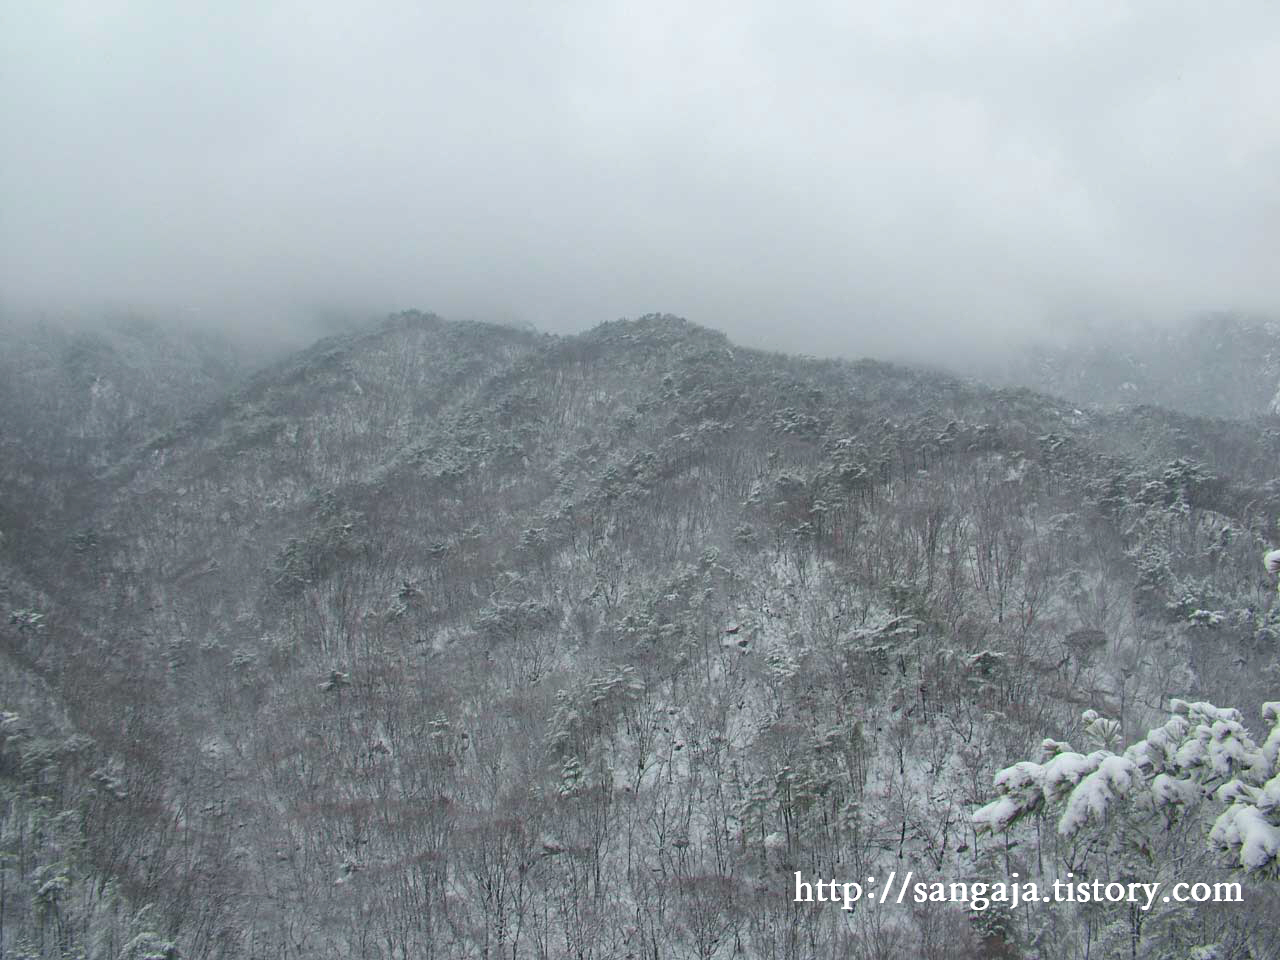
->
[975,701,1280,874]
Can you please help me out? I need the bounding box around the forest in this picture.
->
[2,310,1279,959]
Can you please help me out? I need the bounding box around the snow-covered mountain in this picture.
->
[3,312,1278,959]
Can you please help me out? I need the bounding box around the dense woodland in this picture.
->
[2,311,1280,959]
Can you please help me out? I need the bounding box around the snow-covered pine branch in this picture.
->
[1264,548,1280,577]
[974,700,1280,874]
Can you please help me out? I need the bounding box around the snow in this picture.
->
[1174,737,1209,773]
[972,796,1021,833]
[1040,751,1104,798]
[1210,804,1280,871]
[1187,609,1224,627]
[1206,720,1252,778]
[1261,703,1280,769]
[1170,700,1243,725]
[1151,773,1200,807]
[1125,716,1190,770]
[991,760,1043,796]
[1214,781,1258,806]
[1058,755,1136,836]
[1259,775,1280,813]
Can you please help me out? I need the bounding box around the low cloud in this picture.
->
[3,0,1278,363]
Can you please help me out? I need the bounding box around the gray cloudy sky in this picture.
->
[3,0,1278,362]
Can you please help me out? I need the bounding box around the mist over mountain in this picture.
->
[6,2,1280,364]
[969,313,1280,420]
[5,0,1280,954]
[2,310,1279,958]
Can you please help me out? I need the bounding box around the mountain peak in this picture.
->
[585,313,730,348]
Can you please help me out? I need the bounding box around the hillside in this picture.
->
[2,312,1279,960]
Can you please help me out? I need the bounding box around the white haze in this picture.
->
[2,0,1278,364]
